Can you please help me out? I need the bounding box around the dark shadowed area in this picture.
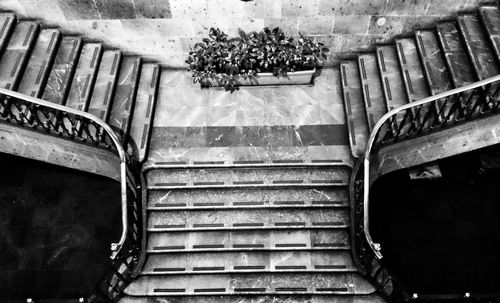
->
[370,145,500,296]
[0,152,121,299]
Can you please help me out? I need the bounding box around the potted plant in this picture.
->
[186,27,329,89]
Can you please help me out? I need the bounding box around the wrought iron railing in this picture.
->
[352,74,500,299]
[0,88,142,302]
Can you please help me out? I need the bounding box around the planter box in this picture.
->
[209,69,316,87]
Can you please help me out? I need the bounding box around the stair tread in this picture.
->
[358,53,387,131]
[42,36,82,104]
[65,43,102,111]
[340,61,368,157]
[0,21,39,90]
[148,208,349,230]
[479,6,500,63]
[396,37,430,102]
[119,294,387,303]
[87,50,121,121]
[147,166,350,187]
[148,187,348,208]
[147,229,350,252]
[142,251,356,274]
[415,30,452,95]
[108,56,141,144]
[125,273,376,296]
[128,63,159,162]
[458,14,499,80]
[17,28,60,98]
[436,22,476,87]
[0,13,15,55]
[376,45,408,110]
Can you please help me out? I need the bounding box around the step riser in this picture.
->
[148,187,348,208]
[148,208,350,230]
[147,229,350,252]
[125,273,376,296]
[143,251,356,274]
[147,166,350,187]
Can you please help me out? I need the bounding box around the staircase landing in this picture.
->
[146,68,352,167]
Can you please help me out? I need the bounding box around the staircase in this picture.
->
[120,164,382,302]
[0,12,158,164]
[1,1,500,302]
[341,4,500,157]
[0,9,381,302]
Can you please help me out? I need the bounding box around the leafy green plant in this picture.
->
[186,27,329,89]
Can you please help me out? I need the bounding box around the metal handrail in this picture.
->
[0,87,129,259]
[362,73,500,259]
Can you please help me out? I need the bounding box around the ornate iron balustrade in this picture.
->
[352,74,500,300]
[0,88,142,302]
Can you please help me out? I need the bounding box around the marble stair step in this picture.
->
[87,50,121,122]
[128,63,159,162]
[479,6,500,64]
[415,30,452,119]
[458,14,499,80]
[125,273,376,296]
[108,56,141,144]
[147,229,350,253]
[65,43,102,112]
[142,251,356,274]
[17,28,60,98]
[148,186,348,209]
[42,36,82,105]
[395,37,434,126]
[358,53,387,131]
[0,13,16,55]
[118,294,386,303]
[0,20,39,90]
[340,60,368,157]
[395,38,430,102]
[146,166,350,188]
[436,22,476,87]
[376,45,408,110]
[415,30,452,95]
[148,208,350,231]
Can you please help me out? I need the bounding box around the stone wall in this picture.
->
[0,0,495,67]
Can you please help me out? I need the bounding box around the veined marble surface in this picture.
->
[147,67,353,166]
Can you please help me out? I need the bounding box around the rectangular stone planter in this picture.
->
[209,69,316,87]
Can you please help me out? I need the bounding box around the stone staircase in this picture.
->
[341,4,500,157]
[1,2,500,302]
[121,164,383,302]
[0,11,158,163]
[0,10,382,302]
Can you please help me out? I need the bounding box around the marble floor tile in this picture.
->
[154,106,209,127]
[208,89,239,107]
[292,105,322,125]
[264,105,293,125]
[236,88,266,108]
[239,104,266,126]
[319,103,347,125]
[208,106,241,126]
[159,69,187,88]
[287,86,319,107]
